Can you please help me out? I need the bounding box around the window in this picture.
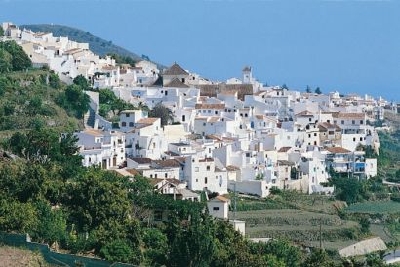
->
[207,165,211,171]
[155,174,158,178]
[122,122,127,127]
[205,177,208,184]
[213,207,220,211]
[150,174,153,178]
[352,120,355,125]
[360,137,363,141]
[215,111,218,114]
[341,120,344,124]
[126,113,130,117]
[195,167,199,172]
[208,110,211,113]
[360,120,364,124]
[309,118,312,122]
[195,179,198,182]
[165,173,168,178]
[129,122,134,127]
[203,122,206,126]
[182,115,186,122]
[314,133,317,136]
[308,134,311,138]
[353,138,356,142]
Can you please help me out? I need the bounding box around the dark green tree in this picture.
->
[315,87,322,94]
[306,85,312,93]
[149,102,173,126]
[302,249,335,267]
[73,74,91,90]
[100,239,135,263]
[0,40,32,71]
[64,84,90,118]
[0,48,12,73]
[33,200,67,245]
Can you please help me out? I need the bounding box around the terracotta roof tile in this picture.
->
[163,63,189,76]
[278,147,292,153]
[332,112,365,119]
[197,84,253,101]
[195,103,225,109]
[165,77,189,88]
[326,147,351,154]
[137,118,159,124]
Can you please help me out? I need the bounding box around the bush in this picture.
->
[390,193,400,202]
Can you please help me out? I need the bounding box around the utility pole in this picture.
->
[233,182,237,221]
[319,217,322,249]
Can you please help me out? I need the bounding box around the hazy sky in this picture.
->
[2,0,400,101]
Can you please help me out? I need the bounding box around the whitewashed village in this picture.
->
[2,22,392,236]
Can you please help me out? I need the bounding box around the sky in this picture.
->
[2,0,400,101]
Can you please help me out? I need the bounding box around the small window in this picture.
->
[126,113,130,117]
[213,207,220,211]
[314,133,317,136]
[195,167,199,172]
[165,173,168,178]
[129,122,134,127]
[122,122,127,127]
[341,120,344,124]
[352,120,355,125]
[360,120,363,125]
[207,165,211,171]
[205,177,208,184]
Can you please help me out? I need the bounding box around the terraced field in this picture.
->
[232,209,360,248]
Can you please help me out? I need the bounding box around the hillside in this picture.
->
[21,24,165,69]
[0,68,82,139]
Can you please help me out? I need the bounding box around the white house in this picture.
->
[207,196,229,219]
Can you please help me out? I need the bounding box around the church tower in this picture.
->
[242,66,252,84]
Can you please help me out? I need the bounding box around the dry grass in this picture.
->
[0,245,49,267]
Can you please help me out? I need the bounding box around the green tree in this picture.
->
[0,197,38,232]
[0,27,4,37]
[166,214,215,267]
[0,48,12,73]
[33,200,67,245]
[315,87,322,94]
[143,228,168,266]
[306,85,312,93]
[65,169,131,231]
[100,239,135,263]
[302,249,335,267]
[73,74,91,90]
[0,40,32,71]
[63,84,90,118]
[149,102,173,126]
